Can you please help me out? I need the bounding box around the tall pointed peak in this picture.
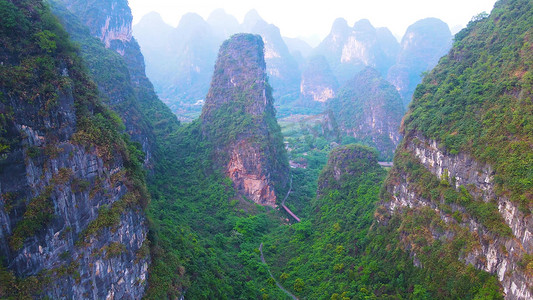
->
[201,33,289,207]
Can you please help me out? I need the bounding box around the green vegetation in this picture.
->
[404,0,533,211]
[278,114,332,217]
[328,67,404,160]
[0,0,150,297]
[144,121,288,299]
[9,186,54,250]
[390,150,512,236]
[262,145,502,299]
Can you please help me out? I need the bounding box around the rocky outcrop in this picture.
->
[383,134,532,299]
[327,67,404,160]
[59,0,133,54]
[386,18,452,107]
[314,18,400,84]
[300,55,338,104]
[59,0,179,160]
[227,141,278,206]
[381,1,532,298]
[201,34,289,207]
[0,2,148,297]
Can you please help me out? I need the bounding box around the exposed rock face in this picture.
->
[227,141,278,206]
[381,1,532,298]
[315,18,400,84]
[387,18,452,107]
[328,67,404,160]
[59,0,133,53]
[300,55,338,104]
[59,0,179,160]
[201,34,289,207]
[383,134,532,299]
[0,1,148,298]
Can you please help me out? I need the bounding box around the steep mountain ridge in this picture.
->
[328,67,405,160]
[381,0,532,298]
[200,34,289,206]
[0,1,149,297]
[314,18,400,84]
[58,0,179,157]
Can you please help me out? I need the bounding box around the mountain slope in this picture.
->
[387,18,452,107]
[382,0,532,298]
[0,0,149,297]
[263,144,502,298]
[300,55,338,104]
[58,0,179,147]
[200,33,289,206]
[314,18,400,84]
[328,67,405,160]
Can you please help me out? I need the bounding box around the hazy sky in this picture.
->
[128,0,497,45]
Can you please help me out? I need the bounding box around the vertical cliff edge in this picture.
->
[0,0,149,298]
[380,0,532,298]
[201,34,289,207]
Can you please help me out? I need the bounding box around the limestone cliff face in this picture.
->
[328,67,404,160]
[0,2,148,298]
[381,1,532,298]
[201,34,289,207]
[59,0,133,53]
[59,0,179,162]
[383,134,532,299]
[314,18,400,84]
[300,55,338,104]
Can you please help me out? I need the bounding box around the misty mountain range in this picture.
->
[133,9,452,120]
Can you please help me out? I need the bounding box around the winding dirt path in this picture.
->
[259,243,298,300]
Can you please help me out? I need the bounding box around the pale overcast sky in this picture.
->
[128,0,497,44]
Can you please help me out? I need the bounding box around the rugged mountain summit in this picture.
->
[134,9,302,117]
[382,0,532,298]
[315,18,400,84]
[58,0,179,157]
[328,67,404,159]
[201,34,289,207]
[0,0,149,298]
[134,12,219,119]
[387,18,452,107]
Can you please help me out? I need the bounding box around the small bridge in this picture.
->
[281,175,300,222]
[378,161,393,167]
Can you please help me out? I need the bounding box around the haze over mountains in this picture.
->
[1,0,530,299]
[133,9,452,120]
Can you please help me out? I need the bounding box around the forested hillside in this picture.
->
[1,0,531,299]
[382,0,532,298]
[0,0,149,297]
